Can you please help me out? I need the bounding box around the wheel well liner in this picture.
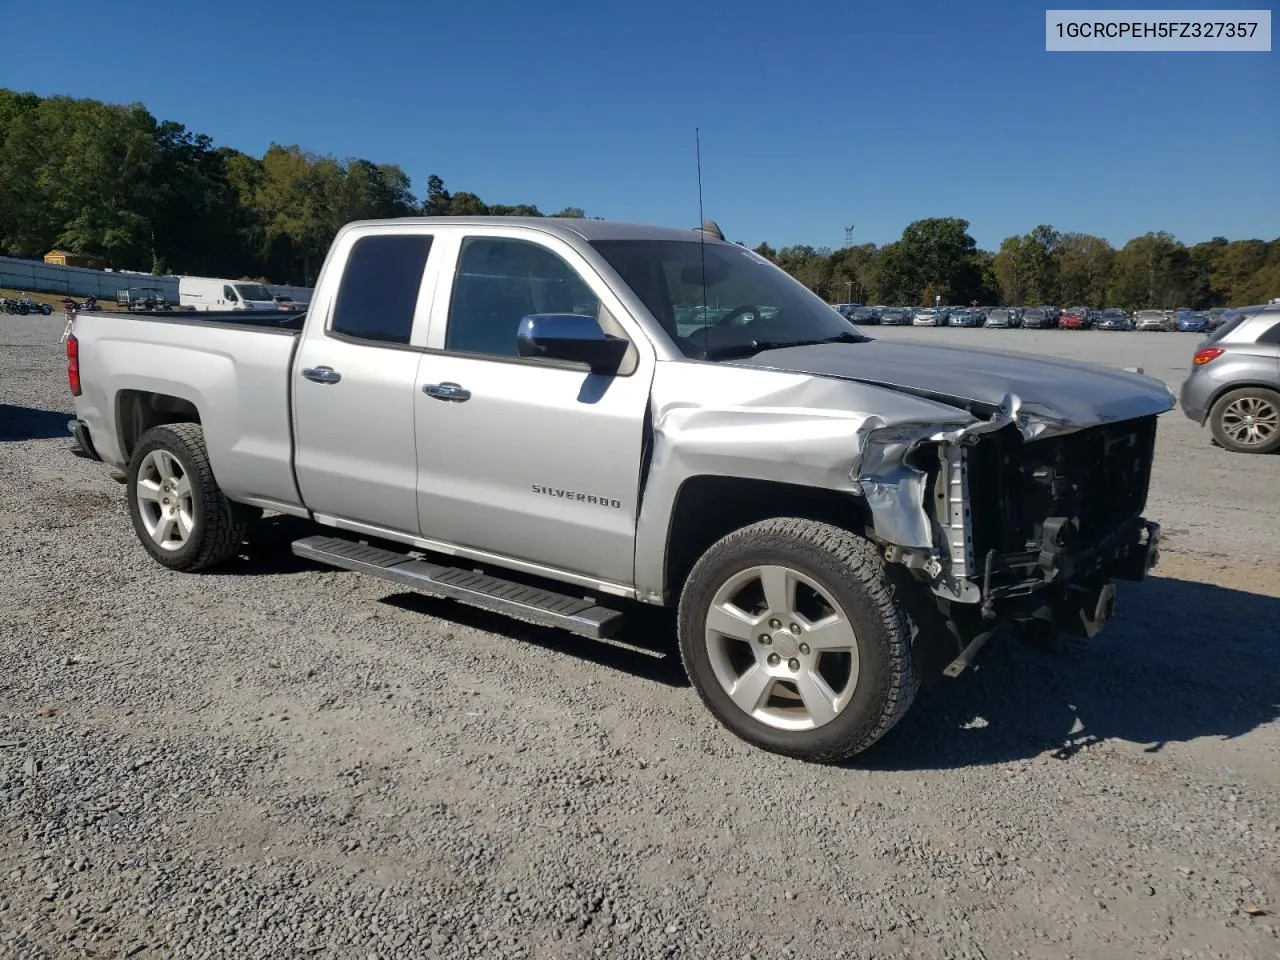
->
[662,475,872,603]
[116,390,201,458]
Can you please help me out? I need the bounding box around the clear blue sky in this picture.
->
[4,0,1276,251]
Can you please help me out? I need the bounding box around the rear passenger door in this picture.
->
[292,228,437,535]
[413,229,654,589]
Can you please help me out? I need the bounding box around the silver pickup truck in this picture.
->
[67,217,1174,762]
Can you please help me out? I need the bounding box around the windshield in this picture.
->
[234,283,273,301]
[590,239,868,360]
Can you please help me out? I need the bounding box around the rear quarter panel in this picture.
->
[73,315,301,507]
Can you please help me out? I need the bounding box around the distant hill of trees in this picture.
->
[748,220,1278,310]
[1,90,1275,308]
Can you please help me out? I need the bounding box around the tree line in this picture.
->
[749,220,1278,311]
[0,90,585,285]
[1,90,1275,308]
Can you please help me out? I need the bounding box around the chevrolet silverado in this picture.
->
[66,217,1174,761]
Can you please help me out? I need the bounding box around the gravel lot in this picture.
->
[2,315,1277,960]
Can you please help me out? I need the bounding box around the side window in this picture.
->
[445,237,600,358]
[1257,320,1280,345]
[222,285,237,301]
[331,234,433,344]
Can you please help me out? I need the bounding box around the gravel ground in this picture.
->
[2,314,1277,960]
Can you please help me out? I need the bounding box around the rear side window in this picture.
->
[1257,321,1280,344]
[331,234,433,344]
[1207,313,1247,342]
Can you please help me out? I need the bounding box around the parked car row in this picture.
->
[834,303,1242,332]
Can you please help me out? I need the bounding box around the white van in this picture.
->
[178,277,279,312]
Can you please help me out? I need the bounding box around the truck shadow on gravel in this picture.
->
[379,592,689,688]
[203,515,330,576]
[859,575,1280,770]
[222,516,692,685]
[0,403,70,442]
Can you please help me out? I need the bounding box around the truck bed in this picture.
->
[69,310,304,513]
[104,310,307,332]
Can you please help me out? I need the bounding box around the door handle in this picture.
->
[423,382,471,402]
[301,366,342,384]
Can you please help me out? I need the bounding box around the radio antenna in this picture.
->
[696,127,708,356]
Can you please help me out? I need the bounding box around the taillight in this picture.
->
[66,334,81,395]
[1192,346,1224,366]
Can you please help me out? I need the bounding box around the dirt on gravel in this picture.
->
[1,315,1277,960]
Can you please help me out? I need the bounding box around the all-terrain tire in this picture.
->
[126,423,250,571]
[677,518,918,763]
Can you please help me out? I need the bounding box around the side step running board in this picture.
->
[292,535,626,640]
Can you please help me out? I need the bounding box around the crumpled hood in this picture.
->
[731,339,1176,435]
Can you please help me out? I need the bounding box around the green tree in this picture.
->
[1107,232,1191,310]
[1054,232,1114,306]
[870,218,978,305]
[423,174,451,216]
[1021,224,1060,303]
[447,192,489,216]
[1233,262,1280,305]
[992,236,1029,306]
[1211,240,1269,304]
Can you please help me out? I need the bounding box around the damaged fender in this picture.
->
[631,361,976,603]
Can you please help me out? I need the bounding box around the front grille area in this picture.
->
[967,415,1158,567]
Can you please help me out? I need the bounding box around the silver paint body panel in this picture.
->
[71,216,1175,606]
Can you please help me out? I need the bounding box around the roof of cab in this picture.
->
[340,216,731,245]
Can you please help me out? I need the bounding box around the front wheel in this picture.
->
[1209,387,1280,454]
[126,423,252,570]
[39,303,53,315]
[677,518,918,763]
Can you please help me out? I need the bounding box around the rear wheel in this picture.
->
[126,423,253,570]
[677,518,917,763]
[1209,387,1280,454]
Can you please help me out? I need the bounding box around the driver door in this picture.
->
[413,230,655,588]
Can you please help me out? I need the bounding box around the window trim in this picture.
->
[325,232,436,346]
[427,228,645,376]
[303,223,440,350]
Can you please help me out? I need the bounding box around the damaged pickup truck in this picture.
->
[66,217,1174,761]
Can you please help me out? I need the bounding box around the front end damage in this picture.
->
[852,392,1162,655]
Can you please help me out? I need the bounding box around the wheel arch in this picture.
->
[116,389,201,460]
[1202,380,1280,425]
[661,475,874,606]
